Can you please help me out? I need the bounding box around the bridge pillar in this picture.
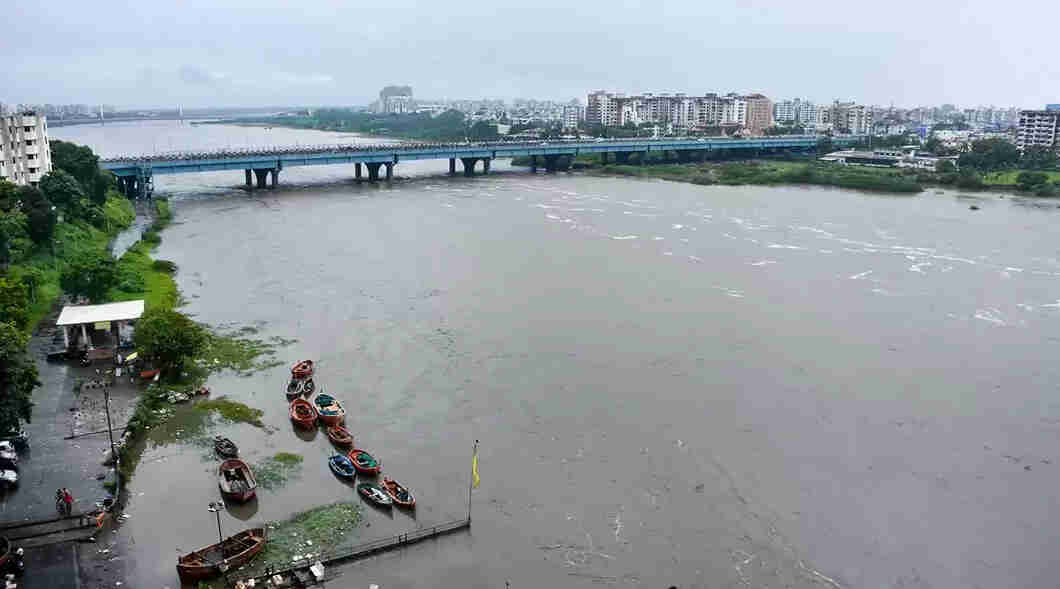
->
[384,162,394,181]
[530,155,538,173]
[365,162,382,182]
[460,158,478,177]
[245,169,253,189]
[270,168,279,188]
[600,152,608,165]
[482,158,491,174]
[355,163,362,182]
[253,168,269,189]
[543,154,559,173]
[615,152,630,164]
[448,158,456,176]
[677,150,692,163]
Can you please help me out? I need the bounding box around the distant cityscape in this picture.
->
[2,86,1058,188]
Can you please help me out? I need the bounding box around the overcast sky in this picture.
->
[2,0,1056,109]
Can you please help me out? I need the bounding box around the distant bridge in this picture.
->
[100,136,865,197]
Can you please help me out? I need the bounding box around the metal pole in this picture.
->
[104,385,119,498]
[209,502,224,544]
[467,439,478,522]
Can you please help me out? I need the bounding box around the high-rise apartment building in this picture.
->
[562,104,584,130]
[586,90,774,134]
[586,91,621,127]
[1016,110,1059,151]
[0,111,52,186]
[743,94,774,135]
[829,101,873,134]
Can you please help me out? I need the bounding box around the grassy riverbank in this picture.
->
[10,194,136,334]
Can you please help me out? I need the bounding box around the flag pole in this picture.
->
[468,439,478,522]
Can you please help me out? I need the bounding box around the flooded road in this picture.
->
[55,122,1060,588]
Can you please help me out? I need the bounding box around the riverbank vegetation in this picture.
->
[0,140,136,431]
[212,109,500,142]
[249,502,361,575]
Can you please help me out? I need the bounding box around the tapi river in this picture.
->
[56,121,1060,588]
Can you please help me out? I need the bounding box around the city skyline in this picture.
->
[3,0,1058,109]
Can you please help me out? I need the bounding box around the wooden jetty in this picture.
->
[231,518,470,587]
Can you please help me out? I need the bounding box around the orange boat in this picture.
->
[291,359,314,379]
[326,425,353,447]
[289,398,317,429]
[348,449,381,475]
[176,527,266,582]
[382,477,416,508]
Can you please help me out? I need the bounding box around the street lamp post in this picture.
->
[208,501,225,544]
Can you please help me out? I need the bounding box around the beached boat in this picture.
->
[176,527,267,582]
[325,425,353,447]
[348,448,382,475]
[213,436,238,458]
[218,459,257,502]
[357,483,392,507]
[382,477,416,508]
[328,454,355,479]
[289,398,318,429]
[313,393,345,426]
[291,360,314,379]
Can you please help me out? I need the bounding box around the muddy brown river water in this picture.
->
[55,121,1060,588]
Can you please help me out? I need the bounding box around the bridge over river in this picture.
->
[100,135,865,197]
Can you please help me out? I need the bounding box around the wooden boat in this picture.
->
[289,398,317,429]
[325,425,353,447]
[328,454,355,479]
[313,393,345,426]
[213,436,238,458]
[285,378,303,399]
[217,459,257,502]
[176,527,267,582]
[291,360,314,379]
[348,448,381,475]
[382,477,416,508]
[357,483,392,507]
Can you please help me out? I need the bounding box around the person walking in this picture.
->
[63,488,74,515]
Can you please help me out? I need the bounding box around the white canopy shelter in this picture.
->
[56,300,145,352]
[56,300,145,326]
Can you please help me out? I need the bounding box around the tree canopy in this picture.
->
[135,308,207,376]
[0,322,37,432]
[18,186,56,244]
[60,249,117,303]
[39,169,85,210]
[957,138,1020,171]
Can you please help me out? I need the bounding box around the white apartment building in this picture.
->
[586,91,621,127]
[1016,110,1059,151]
[562,105,584,130]
[774,100,797,123]
[587,91,775,134]
[0,111,52,186]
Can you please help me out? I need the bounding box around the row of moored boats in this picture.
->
[177,359,416,582]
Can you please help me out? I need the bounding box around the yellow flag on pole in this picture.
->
[472,450,481,489]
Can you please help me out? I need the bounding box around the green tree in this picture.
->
[0,181,17,213]
[18,186,56,244]
[134,308,207,376]
[959,138,1020,171]
[0,322,37,432]
[1017,171,1049,190]
[936,160,956,173]
[0,279,28,329]
[39,169,86,210]
[60,250,117,303]
[1021,146,1058,171]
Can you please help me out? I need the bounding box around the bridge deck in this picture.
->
[100,136,862,177]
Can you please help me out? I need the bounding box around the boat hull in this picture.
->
[326,425,353,447]
[177,527,266,582]
[218,459,258,502]
[383,477,416,508]
[289,399,318,429]
[348,449,382,475]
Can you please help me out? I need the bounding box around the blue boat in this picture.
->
[328,454,355,479]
